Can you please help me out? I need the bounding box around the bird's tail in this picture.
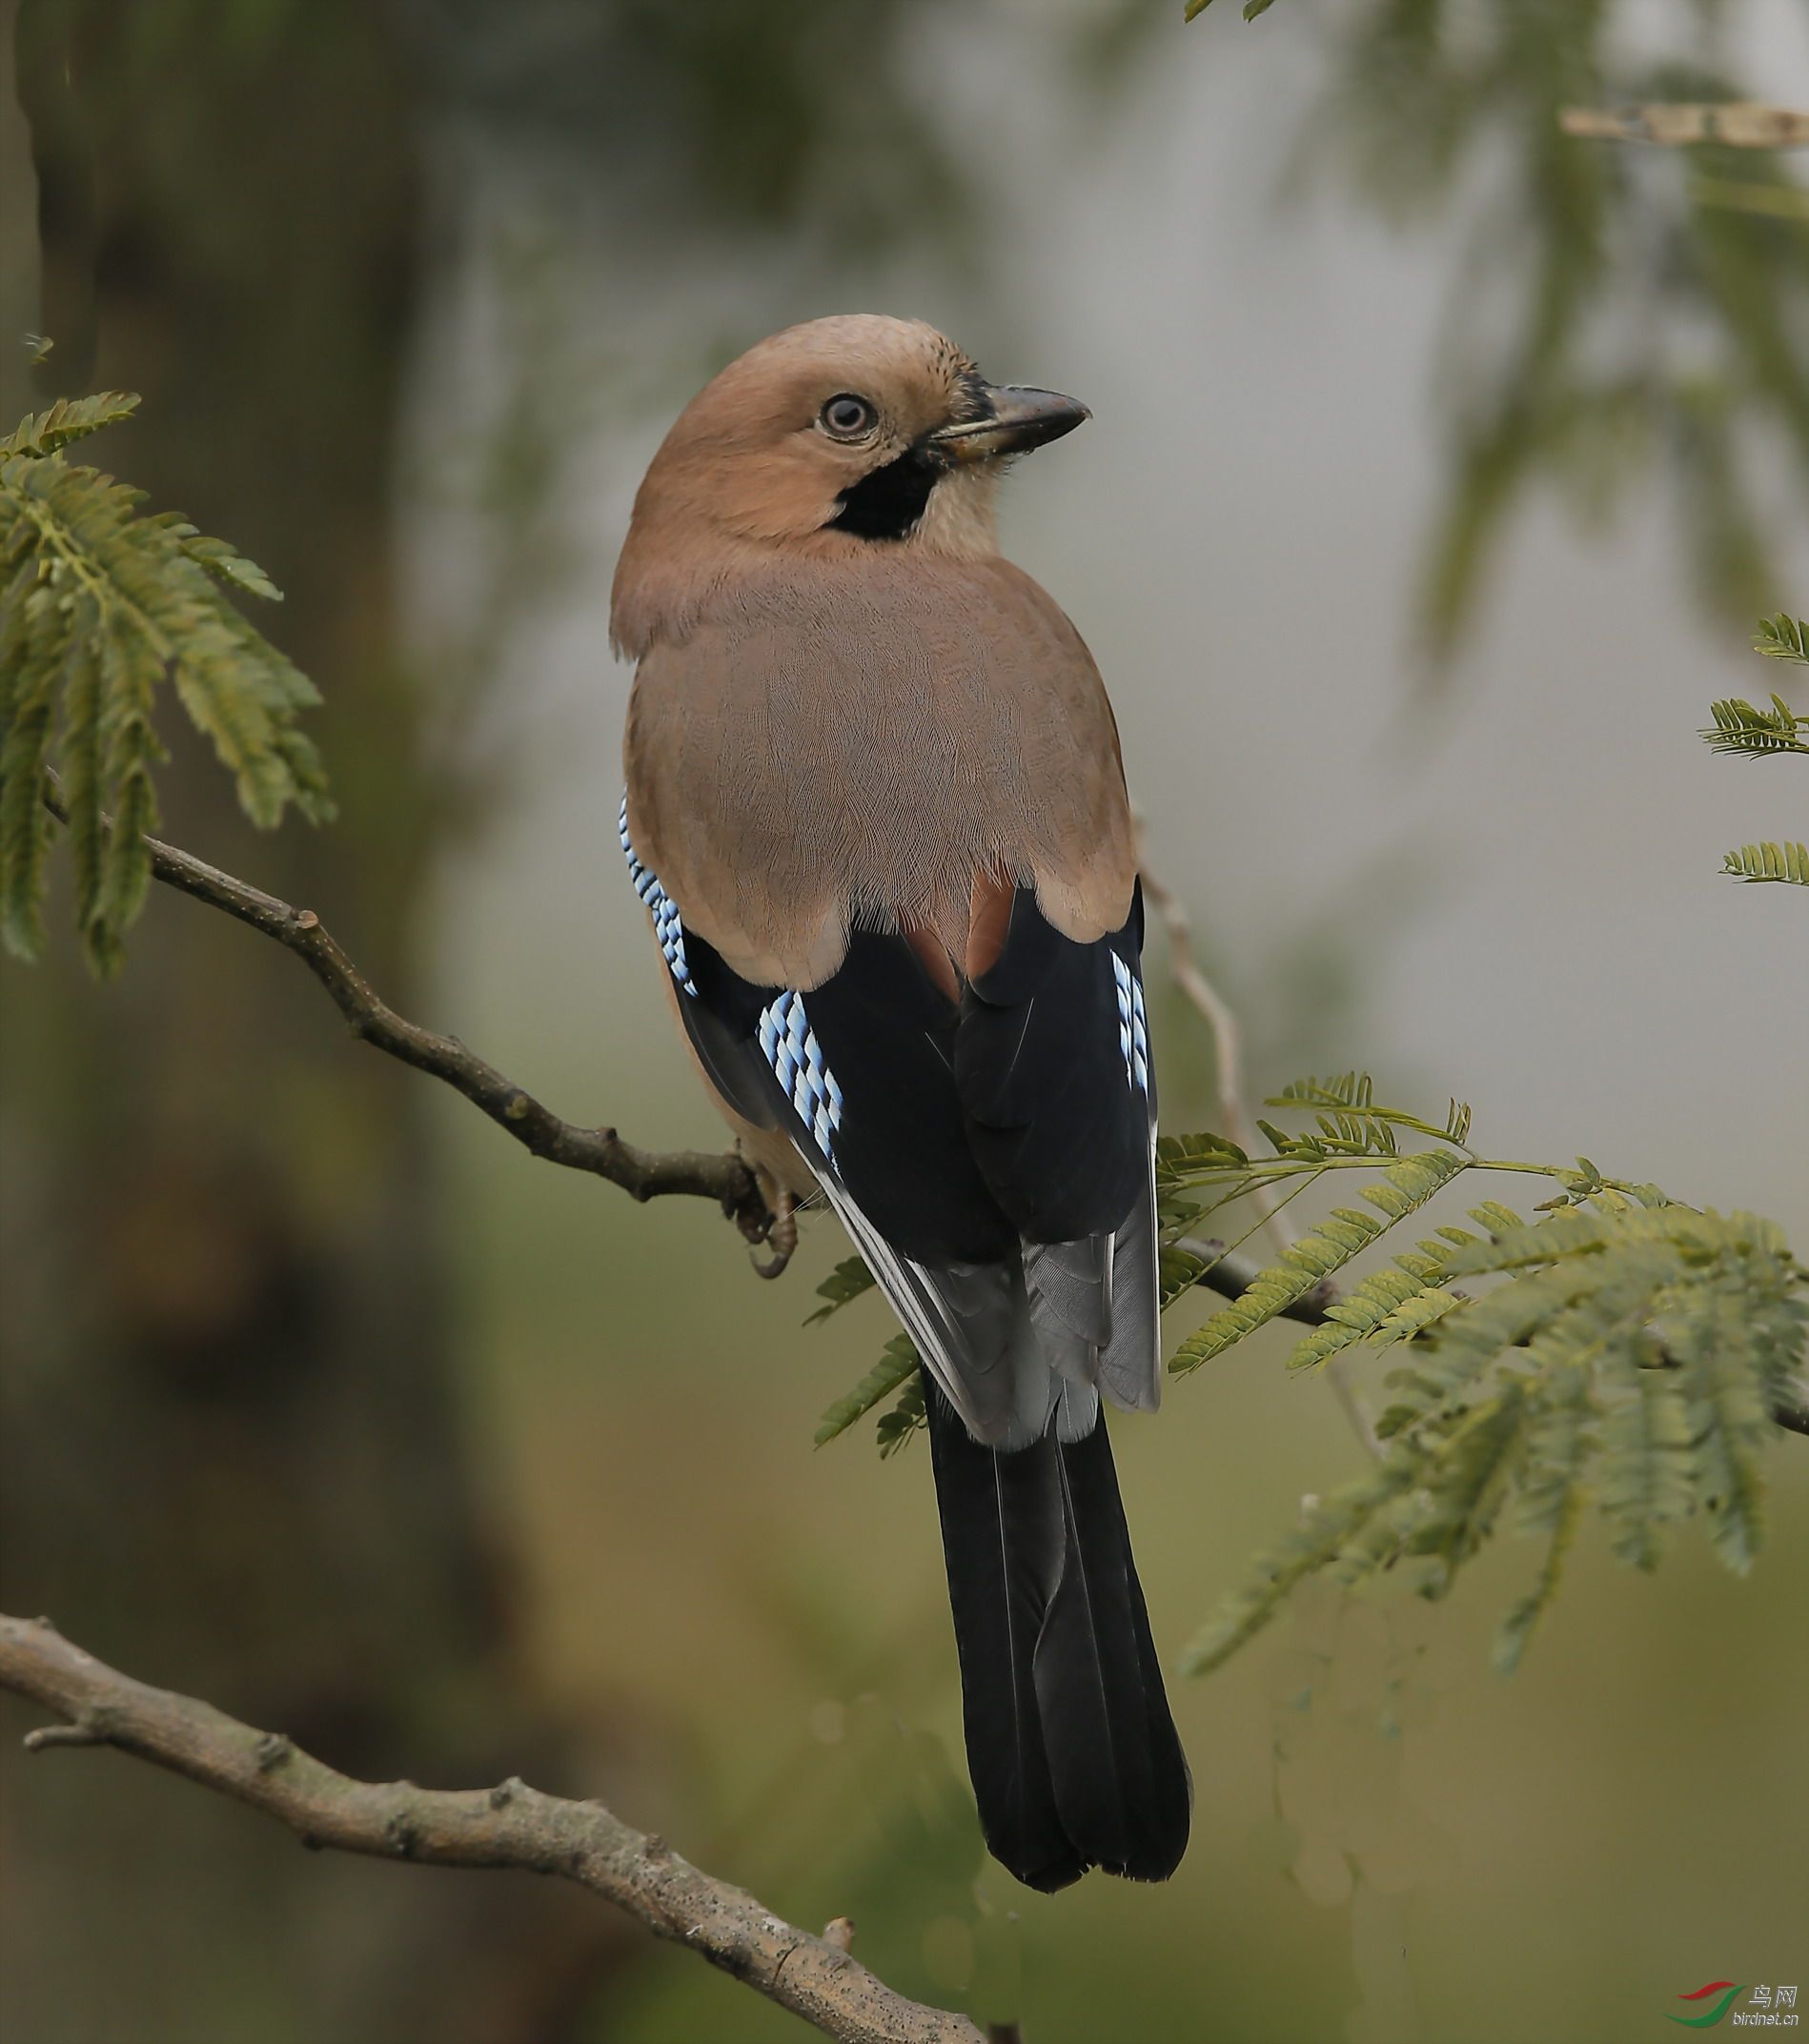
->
[923,1371,1191,1891]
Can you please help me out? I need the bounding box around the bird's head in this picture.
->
[612,315,1088,652]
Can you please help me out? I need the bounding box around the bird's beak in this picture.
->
[928,385,1091,465]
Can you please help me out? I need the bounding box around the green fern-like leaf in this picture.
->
[1721,840,1809,885]
[0,395,332,971]
[1598,1365,1694,1571]
[0,572,70,953]
[1493,1484,1584,1675]
[875,1373,928,1457]
[1191,1182,1803,1679]
[1671,1287,1772,1574]
[1283,1257,1463,1371]
[1406,1385,1531,1592]
[0,392,140,459]
[1754,613,1808,664]
[1153,1130,1249,1188]
[1701,693,1809,759]
[804,1255,877,1326]
[1170,1150,1468,1373]
[1158,1240,1224,1309]
[1181,1452,1423,1674]
[815,1333,919,1447]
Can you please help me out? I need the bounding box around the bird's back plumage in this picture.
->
[614,314,1189,1887]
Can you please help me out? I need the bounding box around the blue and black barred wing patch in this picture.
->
[619,795,697,997]
[756,991,844,1163]
[644,915,1034,1441]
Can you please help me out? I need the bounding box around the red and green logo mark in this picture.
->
[1669,1983,1746,2028]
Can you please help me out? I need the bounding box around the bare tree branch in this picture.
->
[0,1613,985,2044]
[39,775,780,1257]
[1559,103,1809,148]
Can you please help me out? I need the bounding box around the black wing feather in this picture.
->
[956,886,1148,1244]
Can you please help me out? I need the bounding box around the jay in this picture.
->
[612,314,1189,1890]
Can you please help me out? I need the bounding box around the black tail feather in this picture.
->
[925,1374,1080,1891]
[924,1373,1190,1890]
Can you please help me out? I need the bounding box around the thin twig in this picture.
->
[38,774,781,1261]
[1136,819,1382,1458]
[1559,103,1809,148]
[0,1614,983,2044]
[1133,818,1276,1245]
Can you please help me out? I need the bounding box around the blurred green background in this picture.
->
[2,3,1806,2040]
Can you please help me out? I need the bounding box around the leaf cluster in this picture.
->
[1185,1197,1803,1678]
[1701,611,1809,886]
[1,394,331,972]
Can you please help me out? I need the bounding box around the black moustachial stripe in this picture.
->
[831,446,944,540]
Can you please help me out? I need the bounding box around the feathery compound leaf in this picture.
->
[1701,693,1809,758]
[0,397,332,971]
[1189,1174,1803,1682]
[815,1333,919,1447]
[1180,1452,1423,1674]
[1158,1242,1205,1309]
[1671,1288,1771,1574]
[178,531,283,603]
[1493,1485,1584,1676]
[0,392,140,458]
[1170,1150,1467,1373]
[0,578,71,956]
[1754,613,1808,663]
[1153,1130,1249,1187]
[58,601,106,956]
[1273,1071,1377,1112]
[875,1373,928,1457]
[1406,1386,1531,1592]
[1284,1261,1463,1371]
[1447,1203,1788,1277]
[1721,840,1809,885]
[804,1256,876,1326]
[1598,1365,1694,1571]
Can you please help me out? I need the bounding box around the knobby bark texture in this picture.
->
[0,1616,984,2044]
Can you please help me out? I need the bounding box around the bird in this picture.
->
[611,314,1190,1891]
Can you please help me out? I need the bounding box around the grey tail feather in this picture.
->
[1097,1130,1162,1412]
[821,1141,1160,1447]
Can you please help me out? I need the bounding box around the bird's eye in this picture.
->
[820,394,878,439]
